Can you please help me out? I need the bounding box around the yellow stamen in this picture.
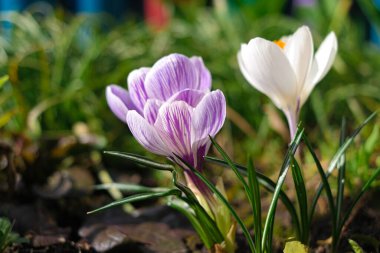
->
[274,39,286,49]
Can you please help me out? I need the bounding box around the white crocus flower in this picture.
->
[238,26,338,140]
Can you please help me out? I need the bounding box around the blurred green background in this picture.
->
[0,0,379,184]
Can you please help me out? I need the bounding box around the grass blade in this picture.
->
[168,198,214,249]
[291,156,309,244]
[94,183,170,193]
[336,118,346,226]
[191,169,256,253]
[175,155,256,253]
[261,127,304,250]
[205,156,302,239]
[209,136,254,206]
[326,112,377,174]
[87,189,181,214]
[247,157,262,253]
[209,136,260,249]
[172,170,224,244]
[308,112,377,221]
[303,133,337,243]
[338,167,380,243]
[104,151,174,171]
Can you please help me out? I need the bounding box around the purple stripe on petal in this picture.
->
[167,89,206,107]
[191,90,226,149]
[106,85,135,123]
[128,67,150,114]
[126,111,168,156]
[143,99,163,124]
[190,56,212,91]
[144,54,199,100]
[191,141,210,171]
[155,101,193,165]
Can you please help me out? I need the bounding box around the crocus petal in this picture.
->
[238,38,298,110]
[191,90,226,169]
[143,99,163,124]
[126,111,167,155]
[167,89,206,107]
[106,85,135,123]
[128,67,150,114]
[190,56,212,91]
[283,26,314,94]
[155,101,193,163]
[144,54,198,100]
[191,90,226,146]
[301,32,337,105]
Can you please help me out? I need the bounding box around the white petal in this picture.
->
[284,26,314,94]
[126,111,167,156]
[301,32,338,104]
[237,38,298,110]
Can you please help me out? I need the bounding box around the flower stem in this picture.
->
[284,109,299,141]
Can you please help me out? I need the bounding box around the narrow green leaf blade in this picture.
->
[104,151,174,171]
[308,112,377,221]
[167,198,214,249]
[247,157,262,252]
[336,118,347,227]
[209,136,254,209]
[87,189,181,214]
[175,155,256,253]
[261,126,304,250]
[171,170,224,244]
[303,133,337,241]
[340,167,380,234]
[291,157,309,244]
[327,112,377,174]
[205,156,302,239]
[94,183,170,193]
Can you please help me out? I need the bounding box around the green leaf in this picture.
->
[283,240,308,253]
[104,151,174,171]
[290,157,309,244]
[94,183,170,193]
[175,154,256,253]
[167,198,214,249]
[247,157,262,253]
[261,126,304,250]
[336,118,346,229]
[205,156,301,240]
[349,239,365,253]
[308,112,377,222]
[339,167,380,234]
[171,170,224,245]
[303,133,337,247]
[209,136,258,251]
[326,112,377,175]
[87,189,181,214]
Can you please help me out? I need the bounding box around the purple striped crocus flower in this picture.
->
[106,53,226,172]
